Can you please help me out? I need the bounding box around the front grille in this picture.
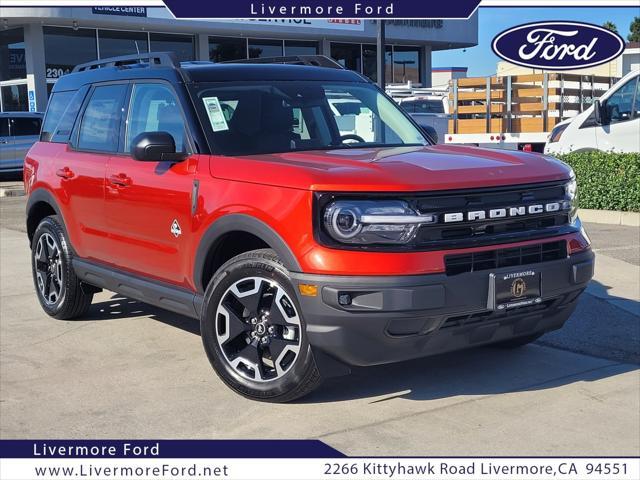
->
[444,240,567,276]
[409,181,573,249]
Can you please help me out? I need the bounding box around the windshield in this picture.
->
[191,81,429,156]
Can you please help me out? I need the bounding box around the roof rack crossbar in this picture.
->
[72,52,180,73]
[222,55,344,70]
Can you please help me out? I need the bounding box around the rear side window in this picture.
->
[41,91,75,142]
[77,84,127,152]
[51,89,88,143]
[11,117,42,136]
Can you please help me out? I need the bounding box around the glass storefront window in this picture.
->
[284,40,318,56]
[330,43,361,73]
[330,43,421,85]
[248,39,283,58]
[98,30,148,59]
[1,28,26,82]
[150,33,194,62]
[209,36,247,62]
[1,84,28,111]
[44,27,97,79]
[393,46,420,84]
[362,44,392,83]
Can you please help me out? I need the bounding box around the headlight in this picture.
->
[549,123,568,143]
[565,172,578,221]
[323,200,435,245]
[566,176,577,200]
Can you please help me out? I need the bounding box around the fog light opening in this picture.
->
[338,293,352,306]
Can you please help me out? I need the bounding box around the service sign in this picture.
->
[492,21,625,70]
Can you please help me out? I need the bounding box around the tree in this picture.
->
[602,21,618,33]
[629,17,640,42]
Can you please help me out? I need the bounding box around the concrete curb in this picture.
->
[0,188,25,198]
[579,209,640,227]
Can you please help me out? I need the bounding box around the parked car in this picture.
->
[24,53,593,402]
[545,69,639,154]
[397,95,449,144]
[0,112,43,175]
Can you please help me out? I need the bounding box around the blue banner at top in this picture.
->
[161,0,480,19]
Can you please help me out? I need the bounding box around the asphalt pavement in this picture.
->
[1,194,638,455]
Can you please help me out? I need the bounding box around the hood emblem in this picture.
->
[170,220,182,238]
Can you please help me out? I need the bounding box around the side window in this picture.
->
[77,84,127,152]
[125,83,186,153]
[605,77,637,124]
[0,118,8,137]
[11,117,42,137]
[51,89,88,143]
[41,91,74,141]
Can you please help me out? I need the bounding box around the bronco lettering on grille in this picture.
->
[442,201,570,223]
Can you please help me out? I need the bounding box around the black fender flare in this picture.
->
[193,214,301,293]
[25,189,67,242]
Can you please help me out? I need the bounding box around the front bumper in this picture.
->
[291,249,594,366]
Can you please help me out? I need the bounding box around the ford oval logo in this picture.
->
[492,21,625,70]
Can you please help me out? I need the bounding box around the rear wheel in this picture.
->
[31,216,93,319]
[200,249,321,402]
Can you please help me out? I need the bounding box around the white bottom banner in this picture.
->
[1,458,639,480]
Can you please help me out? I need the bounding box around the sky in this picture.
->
[432,7,639,77]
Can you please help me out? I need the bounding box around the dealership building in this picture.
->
[0,6,478,112]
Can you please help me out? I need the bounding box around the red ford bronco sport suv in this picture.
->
[24,53,594,402]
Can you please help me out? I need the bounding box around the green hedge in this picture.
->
[557,152,640,212]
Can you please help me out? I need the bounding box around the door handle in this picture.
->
[0,139,9,144]
[56,167,75,179]
[109,173,132,187]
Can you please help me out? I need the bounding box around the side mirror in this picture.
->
[131,131,186,162]
[593,99,603,125]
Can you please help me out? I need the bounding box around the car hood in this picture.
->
[210,144,572,192]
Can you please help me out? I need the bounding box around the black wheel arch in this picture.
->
[26,189,67,245]
[193,214,301,294]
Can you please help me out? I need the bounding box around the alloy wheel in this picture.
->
[215,276,302,382]
[34,232,63,305]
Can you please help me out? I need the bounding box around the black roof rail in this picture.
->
[222,55,344,69]
[72,52,180,73]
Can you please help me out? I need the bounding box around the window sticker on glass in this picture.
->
[202,96,229,132]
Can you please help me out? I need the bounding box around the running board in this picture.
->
[73,259,202,319]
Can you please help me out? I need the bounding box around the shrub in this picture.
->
[556,152,640,212]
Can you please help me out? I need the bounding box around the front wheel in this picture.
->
[200,249,322,402]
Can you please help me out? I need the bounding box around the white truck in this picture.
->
[387,86,449,144]
[445,73,617,152]
[545,69,639,154]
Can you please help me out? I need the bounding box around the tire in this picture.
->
[200,249,322,402]
[31,215,93,320]
[492,333,543,349]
